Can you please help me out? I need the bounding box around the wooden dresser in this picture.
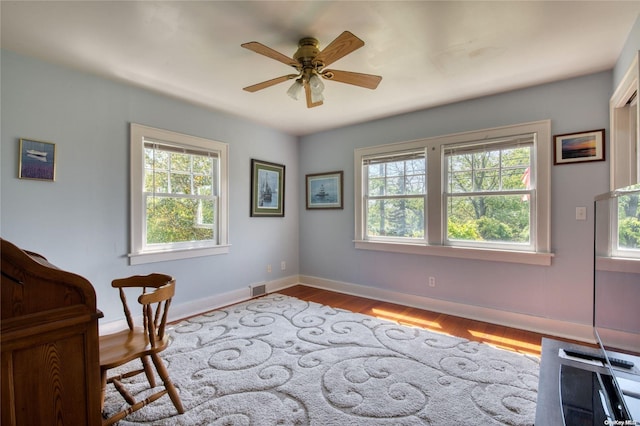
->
[1,238,103,426]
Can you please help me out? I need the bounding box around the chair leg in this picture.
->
[100,368,108,410]
[150,353,185,414]
[141,355,156,388]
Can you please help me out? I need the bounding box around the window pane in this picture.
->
[153,150,169,170]
[146,196,215,244]
[368,177,385,195]
[367,198,425,238]
[171,152,191,172]
[406,159,425,175]
[193,156,213,174]
[476,169,499,191]
[405,175,425,194]
[449,171,473,193]
[366,158,426,197]
[502,167,529,190]
[194,175,213,196]
[618,193,640,251]
[447,195,530,244]
[447,146,531,193]
[502,147,530,167]
[368,163,384,178]
[474,151,499,170]
[385,176,404,195]
[449,156,468,173]
[170,173,191,194]
[386,161,405,177]
[145,171,168,193]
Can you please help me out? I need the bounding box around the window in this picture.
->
[355,120,552,265]
[130,123,229,264]
[444,136,533,250]
[613,185,640,259]
[364,150,426,241]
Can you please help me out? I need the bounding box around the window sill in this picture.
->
[595,256,640,273]
[354,240,553,266]
[129,245,230,265]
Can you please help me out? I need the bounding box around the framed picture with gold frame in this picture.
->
[250,159,285,217]
[19,138,56,181]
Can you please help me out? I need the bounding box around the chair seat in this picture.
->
[100,327,169,370]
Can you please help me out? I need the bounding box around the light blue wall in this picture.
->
[298,71,612,326]
[613,14,639,89]
[0,50,299,323]
[2,16,638,330]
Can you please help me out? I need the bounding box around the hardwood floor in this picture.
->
[277,285,553,356]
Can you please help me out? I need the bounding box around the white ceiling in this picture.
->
[2,1,639,136]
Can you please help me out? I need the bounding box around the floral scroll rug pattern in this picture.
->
[103,293,539,425]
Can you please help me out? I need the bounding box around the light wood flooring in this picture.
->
[277,285,574,357]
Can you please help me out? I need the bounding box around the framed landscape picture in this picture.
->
[554,129,605,165]
[306,171,343,209]
[250,159,285,217]
[19,138,56,181]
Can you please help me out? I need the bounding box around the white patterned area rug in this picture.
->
[103,293,539,425]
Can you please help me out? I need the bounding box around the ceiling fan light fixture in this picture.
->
[310,89,324,104]
[242,31,382,108]
[286,79,303,100]
[308,72,325,103]
[309,72,325,95]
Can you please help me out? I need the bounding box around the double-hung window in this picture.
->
[130,123,229,264]
[595,184,640,272]
[364,150,427,241]
[443,135,534,250]
[355,120,552,265]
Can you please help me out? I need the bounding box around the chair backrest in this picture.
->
[111,274,175,348]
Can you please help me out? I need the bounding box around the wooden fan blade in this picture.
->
[243,74,298,92]
[322,69,382,89]
[316,31,364,67]
[241,41,299,68]
[305,84,323,108]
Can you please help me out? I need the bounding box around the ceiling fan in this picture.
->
[242,31,382,108]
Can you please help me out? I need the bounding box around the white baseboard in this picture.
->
[297,275,597,345]
[99,275,300,335]
[101,274,601,347]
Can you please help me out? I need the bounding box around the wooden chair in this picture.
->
[99,274,184,425]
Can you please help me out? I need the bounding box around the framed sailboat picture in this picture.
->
[250,159,285,217]
[18,138,56,181]
[306,171,343,209]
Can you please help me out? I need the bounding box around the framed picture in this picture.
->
[19,138,56,181]
[554,129,605,165]
[306,171,343,209]
[250,159,285,217]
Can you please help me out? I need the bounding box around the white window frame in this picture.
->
[363,149,427,243]
[611,186,640,259]
[443,135,535,252]
[129,123,229,265]
[354,120,553,266]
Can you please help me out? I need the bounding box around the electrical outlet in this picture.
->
[281,261,286,271]
[267,264,272,273]
[428,277,436,287]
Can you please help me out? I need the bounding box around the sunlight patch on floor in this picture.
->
[372,308,442,330]
[468,329,541,355]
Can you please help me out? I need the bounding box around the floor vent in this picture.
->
[250,283,266,298]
